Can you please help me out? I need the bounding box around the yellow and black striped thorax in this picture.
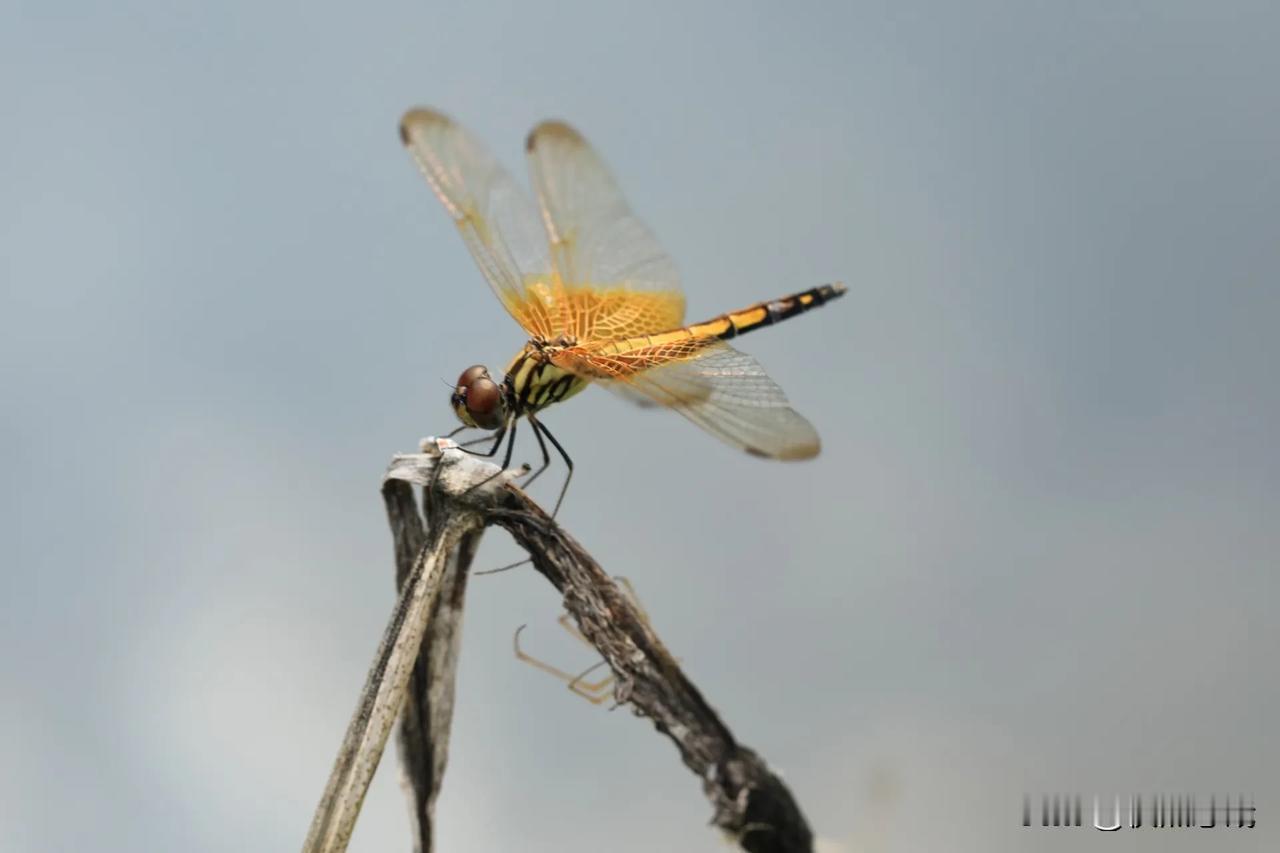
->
[503,345,589,416]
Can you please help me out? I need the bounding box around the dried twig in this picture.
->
[490,503,814,853]
[302,441,511,853]
[303,441,813,853]
[384,476,481,853]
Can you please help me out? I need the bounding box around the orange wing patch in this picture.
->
[553,326,715,381]
[507,278,686,344]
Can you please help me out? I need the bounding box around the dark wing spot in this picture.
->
[528,120,581,152]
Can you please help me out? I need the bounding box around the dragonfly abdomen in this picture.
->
[582,282,847,366]
[693,282,847,341]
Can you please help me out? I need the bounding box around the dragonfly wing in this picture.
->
[526,121,686,340]
[401,108,558,338]
[556,341,821,459]
[608,384,661,408]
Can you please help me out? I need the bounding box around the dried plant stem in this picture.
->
[303,443,813,853]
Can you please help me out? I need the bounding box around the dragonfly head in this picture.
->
[451,365,507,430]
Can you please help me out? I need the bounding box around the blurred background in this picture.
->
[2,2,1276,851]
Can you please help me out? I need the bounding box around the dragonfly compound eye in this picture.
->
[464,376,505,430]
[456,364,490,390]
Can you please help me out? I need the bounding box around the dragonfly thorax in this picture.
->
[528,333,578,349]
[503,343,589,418]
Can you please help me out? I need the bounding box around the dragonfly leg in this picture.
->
[527,414,573,517]
[521,414,553,489]
[469,414,561,577]
[460,419,524,498]
[500,419,517,469]
[458,423,507,454]
[467,417,537,575]
[427,424,508,509]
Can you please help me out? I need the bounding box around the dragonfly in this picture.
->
[400,107,846,513]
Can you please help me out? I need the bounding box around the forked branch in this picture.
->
[302,440,812,853]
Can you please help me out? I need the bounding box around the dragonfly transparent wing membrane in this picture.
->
[526,121,686,340]
[558,341,821,460]
[400,108,558,338]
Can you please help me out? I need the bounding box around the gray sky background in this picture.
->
[3,2,1277,851]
